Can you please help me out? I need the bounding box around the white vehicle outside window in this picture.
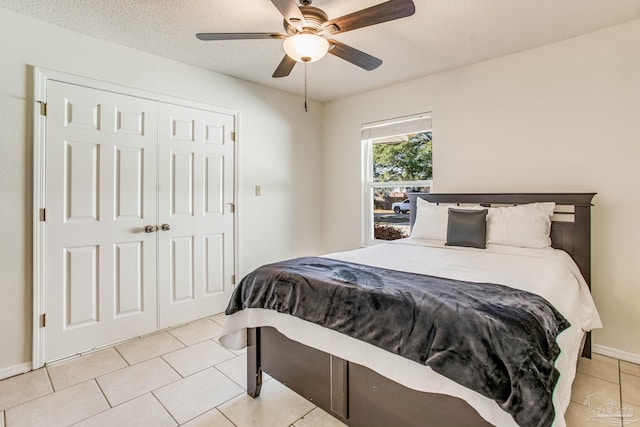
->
[391,199,411,214]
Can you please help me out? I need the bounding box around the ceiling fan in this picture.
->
[196,0,416,78]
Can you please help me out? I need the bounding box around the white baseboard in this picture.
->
[593,345,640,364]
[0,362,32,381]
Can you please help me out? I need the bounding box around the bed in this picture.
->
[219,193,601,427]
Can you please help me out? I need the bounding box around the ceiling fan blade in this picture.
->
[270,0,306,28]
[196,33,286,41]
[322,0,415,35]
[273,55,297,78]
[328,40,382,71]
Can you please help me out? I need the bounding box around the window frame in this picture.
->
[361,114,433,246]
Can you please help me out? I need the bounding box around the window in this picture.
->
[362,113,432,245]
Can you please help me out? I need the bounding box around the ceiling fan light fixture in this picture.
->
[283,33,329,63]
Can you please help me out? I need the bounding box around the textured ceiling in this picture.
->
[2,0,639,102]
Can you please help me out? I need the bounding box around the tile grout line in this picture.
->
[65,379,112,426]
[166,330,189,347]
[112,345,132,367]
[158,335,237,379]
[149,391,181,426]
[576,369,621,385]
[162,350,237,380]
[570,371,619,406]
[617,359,624,427]
[94,375,122,410]
[43,365,55,394]
[160,351,187,379]
[618,359,624,427]
[0,369,57,414]
[211,381,247,408]
[211,321,225,328]
[218,408,240,427]
[92,377,114,409]
[292,406,319,426]
[213,355,273,391]
[204,380,249,423]
[175,405,240,427]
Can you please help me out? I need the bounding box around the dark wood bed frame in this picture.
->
[246,193,596,427]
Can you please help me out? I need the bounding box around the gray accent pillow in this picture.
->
[445,208,488,249]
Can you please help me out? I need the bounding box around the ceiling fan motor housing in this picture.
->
[284,6,330,35]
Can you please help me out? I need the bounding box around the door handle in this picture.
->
[160,224,171,231]
[144,225,157,233]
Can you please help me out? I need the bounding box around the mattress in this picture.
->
[220,238,602,427]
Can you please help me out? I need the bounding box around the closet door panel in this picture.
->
[157,104,235,328]
[44,81,158,362]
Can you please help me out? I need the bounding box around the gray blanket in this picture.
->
[226,256,570,427]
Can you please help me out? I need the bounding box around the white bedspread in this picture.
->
[220,239,602,427]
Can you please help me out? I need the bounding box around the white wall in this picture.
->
[0,8,324,374]
[322,20,640,358]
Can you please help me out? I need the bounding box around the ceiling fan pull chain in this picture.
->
[304,60,308,112]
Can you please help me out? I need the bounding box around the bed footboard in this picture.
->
[247,326,348,420]
[247,327,491,427]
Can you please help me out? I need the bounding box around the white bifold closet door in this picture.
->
[157,103,235,328]
[43,80,235,362]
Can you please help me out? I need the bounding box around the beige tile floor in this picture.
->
[0,314,638,427]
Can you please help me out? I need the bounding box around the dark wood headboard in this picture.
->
[408,193,596,357]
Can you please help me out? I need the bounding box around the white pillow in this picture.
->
[410,199,450,240]
[486,202,556,248]
[410,199,483,241]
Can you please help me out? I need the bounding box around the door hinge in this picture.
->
[37,101,47,116]
[231,275,236,285]
[40,208,46,222]
[230,131,236,142]
[41,313,46,328]
[229,203,235,213]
